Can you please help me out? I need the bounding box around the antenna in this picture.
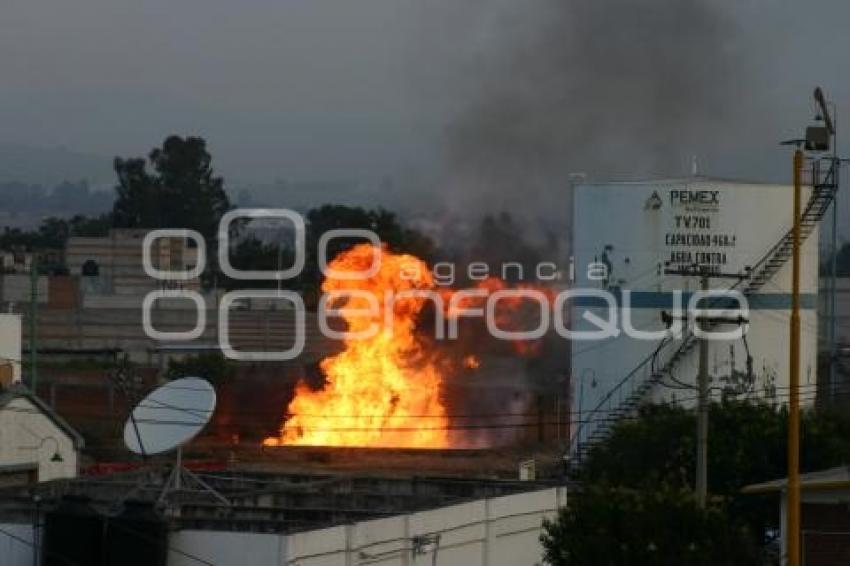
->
[123,376,215,455]
[122,377,228,510]
[814,87,835,135]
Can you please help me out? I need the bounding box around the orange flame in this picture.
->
[447,276,555,357]
[264,244,449,448]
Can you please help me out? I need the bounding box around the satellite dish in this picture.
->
[124,377,216,456]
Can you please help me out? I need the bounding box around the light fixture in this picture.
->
[20,436,64,465]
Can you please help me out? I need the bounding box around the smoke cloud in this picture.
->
[441,0,745,215]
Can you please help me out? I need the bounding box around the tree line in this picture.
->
[3,136,436,294]
[6,135,555,296]
[541,401,850,565]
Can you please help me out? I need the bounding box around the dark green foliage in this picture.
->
[224,236,295,290]
[67,213,113,238]
[0,213,112,250]
[583,401,850,497]
[108,139,435,289]
[112,136,231,242]
[109,138,438,291]
[230,237,291,272]
[166,352,233,386]
[306,204,435,262]
[541,484,760,566]
[547,401,850,564]
[222,204,435,293]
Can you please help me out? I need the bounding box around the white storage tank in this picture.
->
[570,178,819,448]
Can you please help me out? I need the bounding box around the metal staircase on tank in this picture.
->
[567,164,839,478]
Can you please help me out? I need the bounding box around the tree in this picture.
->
[112,136,231,242]
[219,204,436,295]
[290,204,435,295]
[35,217,71,249]
[0,214,112,251]
[582,401,850,496]
[541,484,759,566]
[68,213,112,238]
[305,205,435,262]
[575,401,850,557]
[225,236,294,290]
[166,352,233,386]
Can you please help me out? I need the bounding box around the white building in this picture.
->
[0,476,565,566]
[168,486,566,566]
[66,228,201,295]
[0,385,83,484]
[570,178,821,455]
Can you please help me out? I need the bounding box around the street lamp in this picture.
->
[20,436,64,464]
[781,86,838,566]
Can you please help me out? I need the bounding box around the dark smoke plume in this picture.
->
[442,0,743,215]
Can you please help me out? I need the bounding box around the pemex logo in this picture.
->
[644,190,663,211]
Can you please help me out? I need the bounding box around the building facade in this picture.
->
[0,386,83,484]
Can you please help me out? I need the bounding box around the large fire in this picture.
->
[263,243,554,449]
[264,244,450,448]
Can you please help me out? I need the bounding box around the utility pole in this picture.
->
[695,275,709,508]
[663,265,749,508]
[29,255,37,394]
[787,148,803,566]
[780,87,843,565]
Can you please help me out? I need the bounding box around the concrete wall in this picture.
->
[0,274,48,304]
[169,530,286,566]
[0,523,34,566]
[25,304,339,366]
[0,314,22,384]
[0,397,78,482]
[0,489,563,566]
[165,488,565,566]
[66,229,201,295]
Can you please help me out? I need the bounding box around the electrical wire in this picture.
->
[0,525,79,566]
[0,381,839,434]
[106,521,216,566]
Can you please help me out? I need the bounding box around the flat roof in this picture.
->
[0,468,560,534]
[742,466,850,494]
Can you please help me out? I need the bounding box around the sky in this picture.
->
[1,0,850,219]
[0,0,453,185]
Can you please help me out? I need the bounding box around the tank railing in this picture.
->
[571,334,685,461]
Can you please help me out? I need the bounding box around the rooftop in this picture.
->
[0,463,560,534]
[742,466,850,494]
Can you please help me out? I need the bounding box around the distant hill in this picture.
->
[0,143,113,187]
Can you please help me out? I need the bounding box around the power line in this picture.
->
[0,380,835,426]
[106,520,216,566]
